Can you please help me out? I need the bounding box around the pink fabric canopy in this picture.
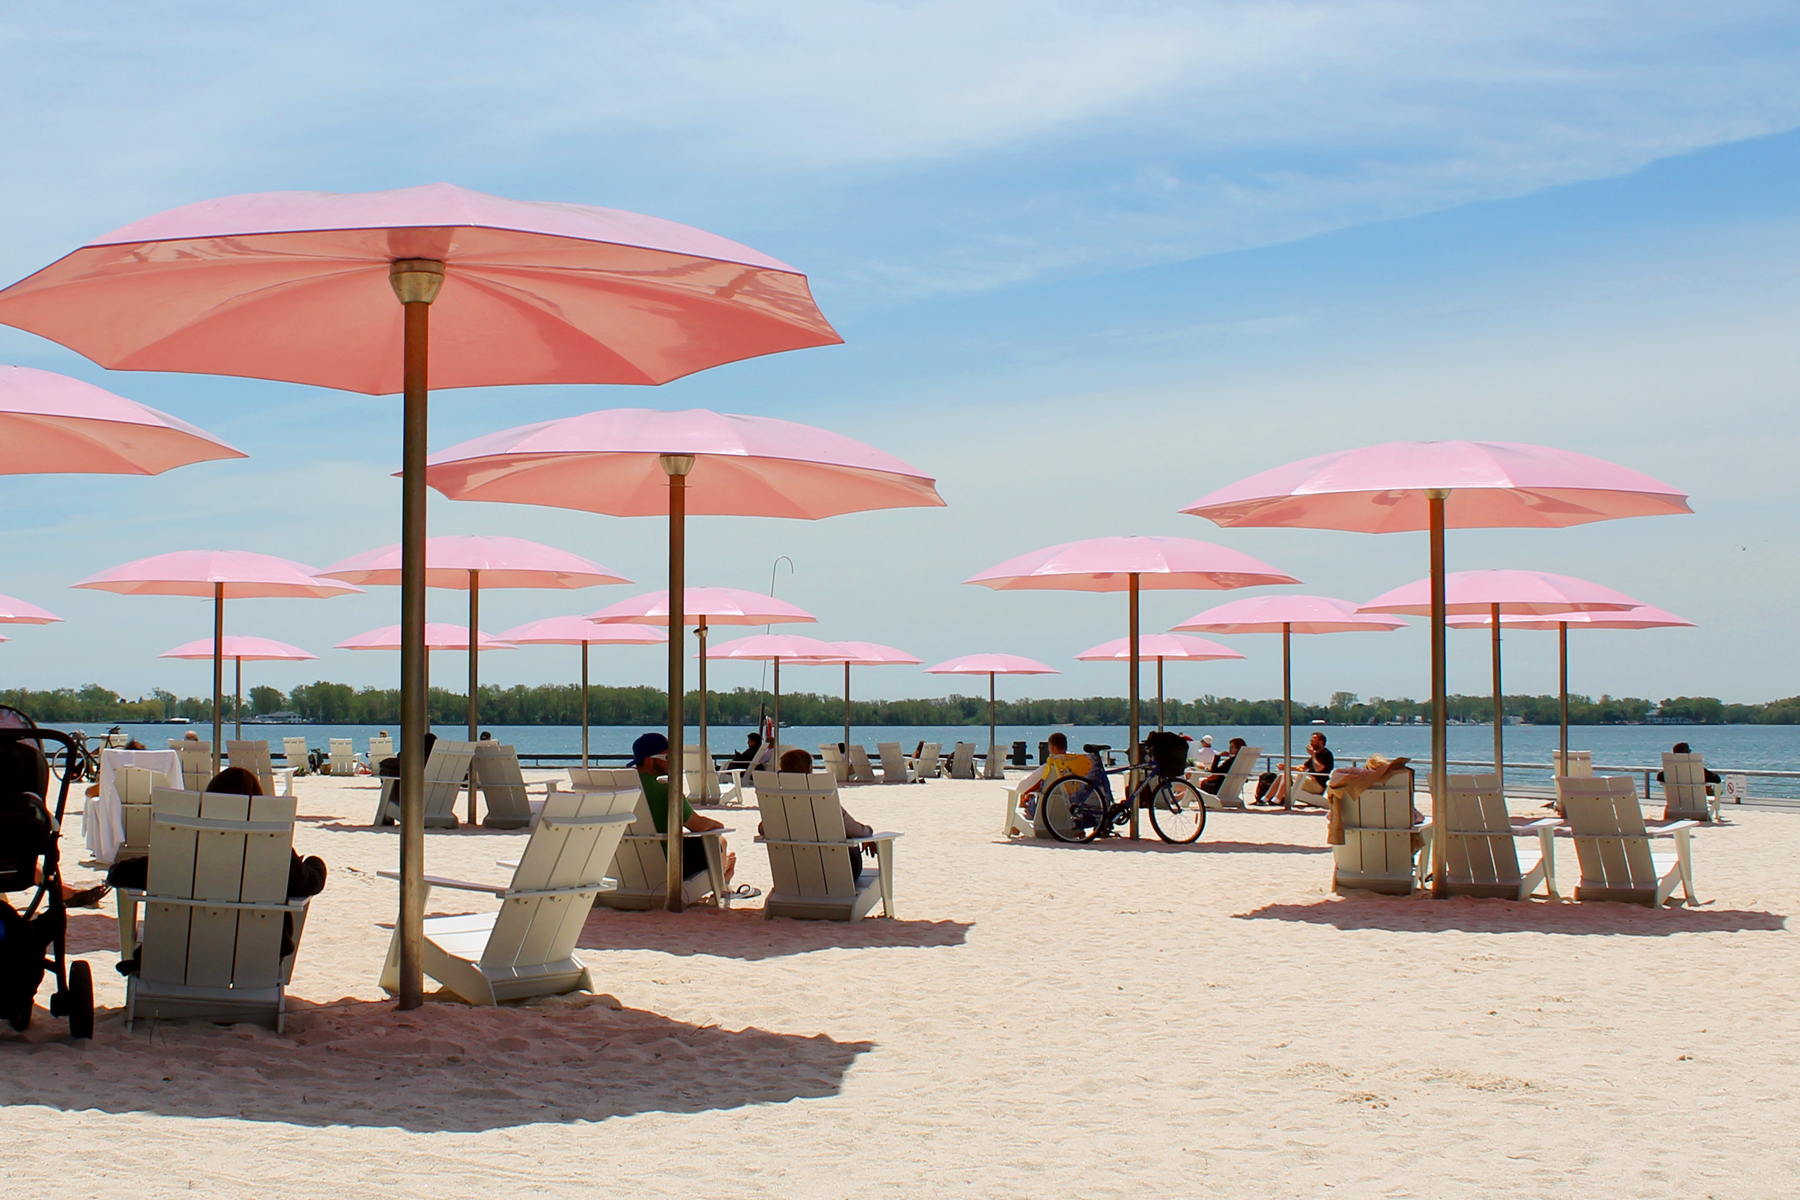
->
[337,624,515,652]
[1174,594,1406,634]
[925,654,1059,676]
[1074,634,1243,662]
[1182,440,1691,532]
[0,183,841,394]
[705,633,848,661]
[159,636,316,662]
[1447,604,1694,631]
[0,365,243,476]
[425,408,944,520]
[318,535,628,590]
[73,551,363,599]
[589,587,816,626]
[0,593,62,624]
[966,535,1296,592]
[829,641,922,666]
[496,616,667,645]
[1359,569,1643,617]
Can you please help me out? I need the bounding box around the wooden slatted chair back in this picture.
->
[755,771,860,902]
[1562,775,1658,889]
[847,745,878,783]
[328,738,356,776]
[480,788,632,973]
[282,736,310,773]
[1212,746,1263,808]
[141,787,296,992]
[1443,772,1522,887]
[226,740,277,798]
[368,735,394,765]
[472,742,532,828]
[818,744,850,783]
[1661,753,1713,821]
[422,740,478,824]
[985,743,1006,779]
[877,742,909,784]
[1332,768,1418,892]
[1552,749,1593,778]
[948,743,976,779]
[913,743,941,779]
[117,765,156,860]
[168,740,211,790]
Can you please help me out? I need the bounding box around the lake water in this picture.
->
[76,719,1800,796]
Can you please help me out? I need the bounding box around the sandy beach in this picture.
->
[7,771,1797,1199]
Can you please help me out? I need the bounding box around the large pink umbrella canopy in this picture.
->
[707,633,849,745]
[1184,441,1690,894]
[497,617,667,767]
[428,408,942,914]
[1174,595,1407,805]
[1447,604,1694,768]
[160,635,317,741]
[337,623,515,651]
[318,534,630,743]
[926,654,1060,762]
[0,594,62,624]
[74,551,361,767]
[0,183,841,1008]
[967,536,1296,834]
[587,586,818,778]
[1074,633,1243,732]
[0,365,243,476]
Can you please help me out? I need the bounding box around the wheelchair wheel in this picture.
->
[1148,778,1206,844]
[1042,775,1107,844]
[65,960,93,1040]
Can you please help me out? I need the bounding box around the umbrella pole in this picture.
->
[662,456,692,913]
[234,656,243,742]
[844,661,852,757]
[1282,623,1293,811]
[1128,572,1141,839]
[1491,603,1504,794]
[392,258,442,1010]
[1157,658,1164,732]
[773,658,781,752]
[212,582,224,774]
[1427,490,1450,898]
[697,616,709,788]
[580,641,590,768]
[989,671,996,773]
[467,571,480,744]
[1559,621,1570,772]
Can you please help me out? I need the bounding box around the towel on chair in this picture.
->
[1325,755,1412,845]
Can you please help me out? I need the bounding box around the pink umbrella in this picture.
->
[1183,440,1690,894]
[588,585,818,772]
[74,551,361,768]
[924,653,1060,763]
[318,535,630,743]
[159,635,317,741]
[0,594,63,624]
[826,641,923,756]
[1360,569,1646,783]
[495,617,667,766]
[706,633,850,745]
[967,536,1296,836]
[0,183,840,1006]
[1173,595,1407,804]
[1447,604,1694,772]
[0,365,242,476]
[1074,633,1244,732]
[427,408,942,912]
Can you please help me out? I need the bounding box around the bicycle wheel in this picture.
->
[1148,778,1206,844]
[1042,775,1108,843]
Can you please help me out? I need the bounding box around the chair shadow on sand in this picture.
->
[1236,896,1788,937]
[1,994,873,1133]
[579,906,972,961]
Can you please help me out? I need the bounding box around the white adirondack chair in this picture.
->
[282,736,311,775]
[585,768,731,910]
[984,743,1007,780]
[120,788,311,1031]
[682,745,747,806]
[167,740,211,790]
[818,744,852,784]
[752,771,900,920]
[373,740,477,828]
[368,734,394,766]
[1551,749,1594,778]
[1331,768,1429,895]
[1560,774,1697,906]
[877,742,912,784]
[910,742,942,781]
[328,737,358,776]
[1660,752,1719,823]
[846,745,880,784]
[115,765,156,862]
[472,742,532,829]
[227,739,293,798]
[947,742,976,780]
[377,788,633,1005]
[1441,772,1560,900]
[1195,746,1261,810]
[1000,772,1039,838]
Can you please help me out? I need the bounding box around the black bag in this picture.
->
[1143,731,1190,777]
[1255,771,1278,799]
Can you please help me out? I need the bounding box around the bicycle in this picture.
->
[1040,762,1206,844]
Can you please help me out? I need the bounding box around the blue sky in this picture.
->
[2,2,1798,709]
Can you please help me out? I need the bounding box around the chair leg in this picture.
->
[876,841,896,918]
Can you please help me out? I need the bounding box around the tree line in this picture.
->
[4,681,1798,726]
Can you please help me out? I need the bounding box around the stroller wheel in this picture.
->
[64,961,93,1040]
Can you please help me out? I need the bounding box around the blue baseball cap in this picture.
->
[630,731,669,767]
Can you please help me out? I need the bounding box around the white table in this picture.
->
[86,748,181,864]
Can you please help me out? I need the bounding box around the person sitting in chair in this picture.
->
[728,731,764,770]
[1197,738,1247,795]
[774,748,876,877]
[632,732,738,892]
[1261,732,1335,805]
[1656,741,1721,789]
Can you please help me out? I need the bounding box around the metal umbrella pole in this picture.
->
[1491,602,1505,793]
[697,616,709,789]
[392,257,442,1010]
[1280,622,1292,810]
[1156,657,1164,731]
[1127,572,1141,839]
[662,455,692,913]
[580,640,590,768]
[1559,620,1570,771]
[211,582,224,773]
[467,569,480,743]
[234,655,243,742]
[843,661,852,755]
[988,671,997,765]
[1427,489,1450,899]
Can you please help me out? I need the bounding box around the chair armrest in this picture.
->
[755,831,902,846]
[1515,817,1564,833]
[1647,820,1701,834]
[687,826,733,838]
[376,868,506,895]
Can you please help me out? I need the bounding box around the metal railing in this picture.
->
[1254,753,1800,804]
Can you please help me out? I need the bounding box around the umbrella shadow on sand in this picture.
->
[579,906,972,962]
[1002,837,1326,856]
[1235,897,1788,936]
[0,994,872,1132]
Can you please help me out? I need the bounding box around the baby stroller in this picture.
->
[0,706,95,1038]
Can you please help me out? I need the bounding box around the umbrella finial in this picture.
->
[660,454,695,476]
[389,259,444,305]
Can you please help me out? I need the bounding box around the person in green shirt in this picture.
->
[631,732,736,889]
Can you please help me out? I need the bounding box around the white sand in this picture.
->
[6,772,1798,1198]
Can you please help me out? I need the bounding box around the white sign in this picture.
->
[1723,774,1750,804]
